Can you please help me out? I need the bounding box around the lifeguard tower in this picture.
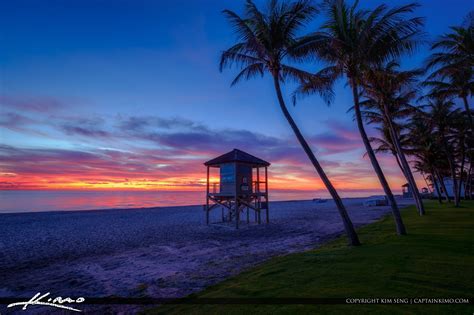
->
[204,149,270,228]
[401,183,412,198]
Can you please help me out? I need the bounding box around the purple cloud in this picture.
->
[0,95,66,113]
[298,119,367,156]
[59,117,110,137]
[0,112,36,131]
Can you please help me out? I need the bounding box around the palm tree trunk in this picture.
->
[449,162,460,207]
[273,75,361,246]
[457,139,466,202]
[462,95,473,131]
[436,170,451,202]
[443,141,460,207]
[351,82,407,235]
[466,159,472,200]
[383,104,425,216]
[393,152,406,178]
[431,169,443,204]
[421,172,432,194]
[463,96,473,200]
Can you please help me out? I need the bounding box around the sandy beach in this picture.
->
[0,197,414,312]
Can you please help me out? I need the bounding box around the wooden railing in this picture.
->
[209,181,267,194]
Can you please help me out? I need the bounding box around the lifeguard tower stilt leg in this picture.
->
[265,166,269,223]
[206,166,210,225]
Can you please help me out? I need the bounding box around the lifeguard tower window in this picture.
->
[237,164,252,195]
[220,163,235,194]
[219,163,252,195]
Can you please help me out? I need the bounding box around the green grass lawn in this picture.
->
[147,201,474,314]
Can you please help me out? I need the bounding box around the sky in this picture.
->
[0,0,471,196]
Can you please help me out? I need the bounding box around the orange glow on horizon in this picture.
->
[0,155,421,194]
[0,172,399,193]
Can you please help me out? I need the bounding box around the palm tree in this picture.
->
[464,128,474,199]
[220,0,360,245]
[465,148,474,199]
[360,110,413,180]
[424,63,474,129]
[413,160,443,203]
[360,62,426,216]
[423,97,462,207]
[451,111,472,202]
[427,24,474,70]
[408,114,449,203]
[292,0,424,233]
[369,126,407,178]
[426,22,474,129]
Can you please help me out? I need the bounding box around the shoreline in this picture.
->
[0,189,397,214]
[0,195,398,215]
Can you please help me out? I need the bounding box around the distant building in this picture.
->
[402,183,431,199]
[401,183,412,198]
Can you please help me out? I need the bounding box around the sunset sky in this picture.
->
[0,0,470,195]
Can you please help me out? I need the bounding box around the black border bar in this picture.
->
[0,297,472,305]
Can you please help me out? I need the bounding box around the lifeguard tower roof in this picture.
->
[204,149,270,167]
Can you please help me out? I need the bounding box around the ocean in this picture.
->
[0,189,385,213]
[0,189,327,213]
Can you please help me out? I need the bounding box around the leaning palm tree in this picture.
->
[423,97,462,207]
[360,62,426,216]
[427,23,474,71]
[406,110,451,203]
[369,126,407,178]
[424,61,474,129]
[465,146,474,199]
[408,112,451,203]
[361,108,413,179]
[220,0,360,245]
[370,125,436,199]
[426,21,474,128]
[450,111,471,202]
[292,0,424,232]
[425,18,474,200]
[413,161,442,203]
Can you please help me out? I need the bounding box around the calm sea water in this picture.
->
[0,190,334,213]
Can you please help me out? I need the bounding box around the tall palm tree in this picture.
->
[369,126,407,178]
[413,160,442,203]
[426,22,474,129]
[220,0,360,245]
[360,62,426,216]
[466,148,474,199]
[361,110,413,180]
[425,17,473,200]
[408,114,450,203]
[464,130,474,199]
[292,0,424,232]
[423,97,462,207]
[451,111,471,202]
[424,64,474,129]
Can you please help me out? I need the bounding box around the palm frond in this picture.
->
[231,63,266,86]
